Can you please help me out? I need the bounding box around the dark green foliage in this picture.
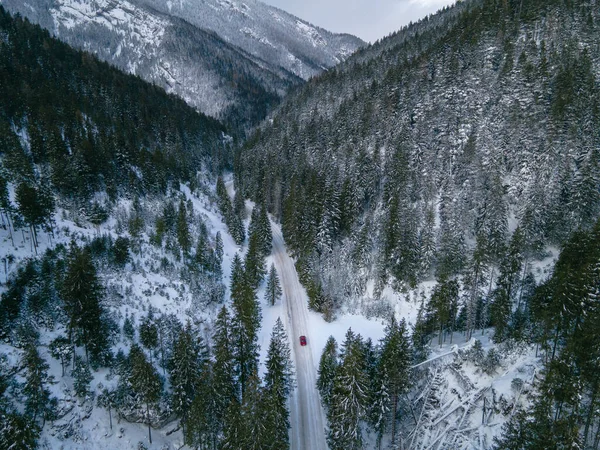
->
[176,198,192,254]
[327,329,369,450]
[262,318,294,449]
[212,306,238,440]
[139,316,158,363]
[216,177,245,245]
[0,6,226,203]
[429,279,460,347]
[61,244,110,365]
[237,0,600,322]
[72,355,93,398]
[22,343,54,425]
[265,264,283,306]
[490,228,524,343]
[129,344,162,444]
[0,410,40,450]
[230,254,261,400]
[123,315,135,341]
[317,336,338,408]
[15,182,54,251]
[185,358,216,449]
[112,237,130,268]
[244,230,266,289]
[378,317,412,446]
[169,323,204,436]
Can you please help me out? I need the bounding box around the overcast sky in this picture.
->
[261,0,456,43]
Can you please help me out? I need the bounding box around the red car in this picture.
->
[299,335,307,346]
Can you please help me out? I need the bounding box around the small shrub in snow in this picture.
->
[483,348,501,375]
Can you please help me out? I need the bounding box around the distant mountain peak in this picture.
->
[0,0,364,132]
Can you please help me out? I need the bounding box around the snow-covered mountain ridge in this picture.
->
[0,0,363,132]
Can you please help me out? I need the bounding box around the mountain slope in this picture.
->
[238,0,600,447]
[0,0,363,133]
[136,0,364,80]
[240,0,600,307]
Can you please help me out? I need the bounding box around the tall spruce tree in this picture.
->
[212,306,238,438]
[129,344,162,444]
[317,336,339,408]
[169,323,204,437]
[263,318,294,449]
[231,266,261,400]
[22,343,53,426]
[265,264,283,306]
[378,317,412,446]
[61,244,109,365]
[490,227,524,343]
[327,329,369,450]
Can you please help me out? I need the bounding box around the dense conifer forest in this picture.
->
[1,0,600,448]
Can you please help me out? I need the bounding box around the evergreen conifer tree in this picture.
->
[169,323,204,436]
[129,344,162,444]
[176,198,191,254]
[139,316,158,364]
[490,227,524,343]
[379,317,412,446]
[317,336,338,408]
[22,343,53,426]
[327,329,369,450]
[263,318,294,450]
[265,264,283,306]
[212,307,238,440]
[61,244,109,365]
[72,355,93,398]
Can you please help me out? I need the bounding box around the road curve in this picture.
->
[271,221,328,450]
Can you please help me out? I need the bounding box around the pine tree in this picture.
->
[492,409,531,449]
[265,264,283,306]
[212,307,238,437]
[231,266,261,399]
[463,234,490,340]
[378,316,412,446]
[176,198,191,254]
[327,329,369,450]
[429,279,460,346]
[490,227,524,343]
[61,244,109,365]
[221,399,244,450]
[169,323,204,436]
[263,318,294,450]
[258,204,272,256]
[185,359,216,449]
[72,355,93,398]
[215,232,224,265]
[22,343,53,426]
[139,316,158,364]
[240,372,267,450]
[317,336,338,408]
[123,315,135,341]
[245,224,267,289]
[129,344,162,444]
[49,335,73,377]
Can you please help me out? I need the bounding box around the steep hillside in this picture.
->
[239,1,600,447]
[0,0,363,133]
[240,0,600,311]
[136,0,364,79]
[0,6,226,201]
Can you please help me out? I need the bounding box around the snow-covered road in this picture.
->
[271,222,328,450]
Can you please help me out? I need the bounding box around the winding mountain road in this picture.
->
[271,221,328,450]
